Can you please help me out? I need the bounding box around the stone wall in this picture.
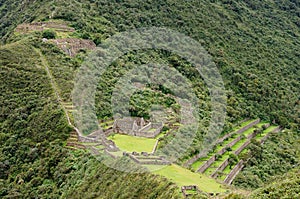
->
[104,149,117,159]
[224,160,244,184]
[139,122,152,132]
[227,136,242,148]
[197,155,216,173]
[218,118,260,143]
[48,38,96,57]
[234,140,250,155]
[211,126,263,178]
[124,152,171,165]
[78,135,97,143]
[197,134,244,173]
[186,119,260,167]
[223,126,280,184]
[113,118,163,138]
[211,159,229,178]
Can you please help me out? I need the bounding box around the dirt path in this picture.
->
[34,47,74,128]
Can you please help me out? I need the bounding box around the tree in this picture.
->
[228,153,239,169]
[42,30,56,39]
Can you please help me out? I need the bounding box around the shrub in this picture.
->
[42,29,56,39]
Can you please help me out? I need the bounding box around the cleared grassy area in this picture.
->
[108,134,156,152]
[144,164,165,171]
[191,158,205,171]
[153,164,226,193]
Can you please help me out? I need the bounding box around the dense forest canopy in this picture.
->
[0,0,299,198]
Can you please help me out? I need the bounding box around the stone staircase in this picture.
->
[62,101,76,117]
[66,131,86,150]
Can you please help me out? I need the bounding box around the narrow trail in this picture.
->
[34,47,74,130]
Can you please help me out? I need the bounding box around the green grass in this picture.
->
[191,159,205,171]
[223,165,231,175]
[191,155,212,170]
[205,153,230,175]
[264,125,278,133]
[153,164,226,193]
[155,130,167,139]
[108,134,156,152]
[242,127,255,137]
[231,139,247,151]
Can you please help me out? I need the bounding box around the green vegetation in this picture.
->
[0,0,299,198]
[42,29,57,39]
[153,164,226,193]
[108,134,157,152]
[233,130,300,189]
[191,121,266,172]
[0,37,181,199]
[250,169,300,199]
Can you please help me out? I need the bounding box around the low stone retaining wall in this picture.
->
[217,118,260,143]
[236,118,260,134]
[104,149,117,159]
[211,159,229,178]
[197,155,216,173]
[210,127,262,177]
[181,185,199,198]
[151,140,159,153]
[124,152,171,165]
[186,119,260,167]
[234,140,250,155]
[223,126,281,184]
[224,160,244,184]
[78,135,97,143]
[197,135,242,173]
[227,136,242,148]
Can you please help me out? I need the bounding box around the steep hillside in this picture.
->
[0,0,299,198]
[0,39,181,198]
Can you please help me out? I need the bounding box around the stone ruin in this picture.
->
[15,21,75,33]
[48,38,96,57]
[181,185,199,197]
[113,117,163,138]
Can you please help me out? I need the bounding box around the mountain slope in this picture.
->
[0,0,299,198]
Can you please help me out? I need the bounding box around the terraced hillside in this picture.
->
[1,0,299,198]
[185,119,282,186]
